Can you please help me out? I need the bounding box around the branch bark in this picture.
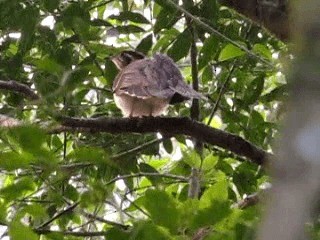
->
[219,0,289,41]
[58,116,270,165]
[0,80,39,100]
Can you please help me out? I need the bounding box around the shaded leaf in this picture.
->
[154,6,180,33]
[112,25,145,34]
[199,35,219,69]
[244,75,265,105]
[8,125,46,153]
[109,12,150,24]
[167,29,192,61]
[163,138,173,154]
[136,34,153,54]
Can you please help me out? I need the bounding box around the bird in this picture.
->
[111,50,206,117]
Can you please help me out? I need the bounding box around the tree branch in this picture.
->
[35,229,110,237]
[106,172,188,186]
[36,202,79,229]
[81,211,129,230]
[58,116,270,165]
[0,80,39,100]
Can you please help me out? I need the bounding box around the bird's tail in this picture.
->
[169,85,207,104]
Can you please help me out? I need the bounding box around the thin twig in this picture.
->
[183,0,202,199]
[164,0,275,69]
[81,211,129,230]
[111,138,164,159]
[106,172,188,186]
[36,202,79,229]
[207,64,235,126]
[35,229,110,237]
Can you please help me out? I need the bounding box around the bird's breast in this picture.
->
[113,93,169,117]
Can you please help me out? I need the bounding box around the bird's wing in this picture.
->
[153,54,207,101]
[112,59,174,99]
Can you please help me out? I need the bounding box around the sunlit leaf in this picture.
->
[218,44,245,61]
[144,189,180,232]
[9,221,38,240]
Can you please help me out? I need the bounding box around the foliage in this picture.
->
[0,0,289,239]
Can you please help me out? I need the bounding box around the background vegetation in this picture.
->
[0,0,292,239]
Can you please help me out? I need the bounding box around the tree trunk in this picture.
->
[258,1,320,239]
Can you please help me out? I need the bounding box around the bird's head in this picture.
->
[111,50,145,70]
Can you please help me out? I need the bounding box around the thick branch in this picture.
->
[59,116,270,165]
[219,0,289,41]
[0,80,39,100]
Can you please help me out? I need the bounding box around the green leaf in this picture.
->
[0,203,7,225]
[244,75,265,105]
[261,84,287,102]
[200,172,228,209]
[183,150,201,168]
[0,177,35,202]
[68,147,107,164]
[153,28,180,52]
[109,12,150,24]
[64,184,79,202]
[218,44,245,61]
[41,0,59,12]
[233,162,258,195]
[17,204,48,226]
[132,221,174,240]
[139,163,162,185]
[62,67,89,91]
[201,154,219,171]
[167,29,192,61]
[9,221,38,240]
[105,57,119,86]
[0,152,32,170]
[199,35,219,69]
[61,3,90,29]
[163,138,173,154]
[154,7,180,33]
[192,200,231,228]
[201,65,213,84]
[144,189,180,232]
[34,56,64,75]
[8,125,46,153]
[107,228,130,240]
[136,34,153,54]
[32,73,60,98]
[253,43,272,60]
